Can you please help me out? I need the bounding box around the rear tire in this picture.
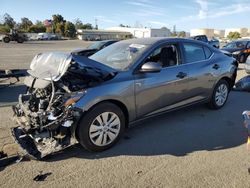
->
[3,37,10,43]
[208,79,229,109]
[77,102,125,152]
[17,38,24,43]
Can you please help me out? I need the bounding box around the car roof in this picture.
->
[229,39,250,43]
[236,39,250,42]
[99,39,118,43]
[120,37,205,46]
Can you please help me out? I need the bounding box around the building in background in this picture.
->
[191,28,250,38]
[77,29,132,40]
[106,27,171,38]
[214,30,225,38]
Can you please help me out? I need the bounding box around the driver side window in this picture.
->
[146,44,179,68]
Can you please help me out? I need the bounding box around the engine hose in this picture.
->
[46,79,55,111]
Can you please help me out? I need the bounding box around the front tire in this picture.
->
[77,102,125,152]
[208,79,229,109]
[3,37,10,43]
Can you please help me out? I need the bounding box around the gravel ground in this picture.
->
[0,41,250,188]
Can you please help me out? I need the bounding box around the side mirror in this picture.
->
[140,62,162,73]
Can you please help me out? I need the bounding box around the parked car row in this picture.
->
[37,33,60,40]
[191,35,220,48]
[72,40,118,57]
[221,39,250,63]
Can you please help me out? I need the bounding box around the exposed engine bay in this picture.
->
[12,52,115,159]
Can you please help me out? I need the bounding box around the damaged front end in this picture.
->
[12,52,115,159]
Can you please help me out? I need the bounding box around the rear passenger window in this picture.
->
[183,43,206,63]
[204,46,212,59]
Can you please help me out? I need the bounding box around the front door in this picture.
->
[134,43,191,118]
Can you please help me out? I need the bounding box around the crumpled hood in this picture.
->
[28,52,72,81]
[28,52,116,81]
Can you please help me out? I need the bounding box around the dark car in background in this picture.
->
[191,35,220,48]
[12,38,237,159]
[221,39,250,63]
[72,39,118,57]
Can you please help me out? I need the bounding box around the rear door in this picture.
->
[181,42,220,100]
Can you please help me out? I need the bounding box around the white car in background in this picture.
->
[37,33,58,40]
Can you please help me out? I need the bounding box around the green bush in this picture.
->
[28,25,46,33]
[0,25,10,33]
[227,32,241,40]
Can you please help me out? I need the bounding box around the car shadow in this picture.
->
[44,92,248,161]
[0,83,26,107]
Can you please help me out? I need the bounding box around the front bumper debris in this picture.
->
[12,127,42,159]
[12,126,78,160]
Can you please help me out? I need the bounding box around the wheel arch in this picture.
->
[219,76,235,89]
[75,99,130,134]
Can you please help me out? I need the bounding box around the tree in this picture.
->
[46,27,52,33]
[82,23,93,29]
[178,31,186,38]
[55,22,65,35]
[35,20,44,26]
[0,25,10,33]
[52,14,64,24]
[74,18,93,30]
[64,21,76,38]
[28,25,46,33]
[20,17,33,31]
[74,18,83,29]
[227,32,241,40]
[171,32,177,37]
[77,23,93,30]
[119,24,126,27]
[52,14,64,33]
[3,13,15,29]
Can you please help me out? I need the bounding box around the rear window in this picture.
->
[183,43,206,63]
[203,46,212,59]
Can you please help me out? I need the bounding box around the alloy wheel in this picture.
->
[215,83,228,106]
[89,112,121,146]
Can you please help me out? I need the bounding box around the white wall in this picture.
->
[150,29,171,37]
[214,30,225,38]
[106,27,171,38]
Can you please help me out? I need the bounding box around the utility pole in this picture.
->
[173,25,176,36]
[95,19,98,30]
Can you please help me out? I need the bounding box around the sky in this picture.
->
[1,0,250,31]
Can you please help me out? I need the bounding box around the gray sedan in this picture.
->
[12,38,238,159]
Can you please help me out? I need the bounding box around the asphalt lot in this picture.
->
[0,40,250,188]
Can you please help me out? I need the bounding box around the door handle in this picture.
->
[176,72,187,79]
[212,64,220,70]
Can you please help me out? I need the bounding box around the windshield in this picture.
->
[87,41,106,49]
[89,41,148,70]
[225,41,247,48]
